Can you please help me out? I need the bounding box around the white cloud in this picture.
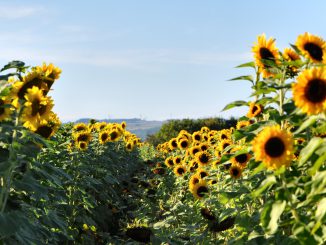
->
[0,6,44,19]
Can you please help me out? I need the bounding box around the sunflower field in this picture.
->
[0,32,325,244]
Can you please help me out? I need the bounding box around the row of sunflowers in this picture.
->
[131,32,325,244]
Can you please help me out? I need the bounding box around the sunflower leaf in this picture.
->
[261,200,286,234]
[294,115,318,134]
[228,75,254,83]
[252,175,276,198]
[0,60,26,72]
[235,61,255,69]
[308,150,326,176]
[221,100,248,111]
[298,137,324,167]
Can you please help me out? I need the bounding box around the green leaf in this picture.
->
[228,75,254,83]
[222,100,248,111]
[315,197,326,221]
[252,175,276,198]
[294,115,318,134]
[0,60,25,72]
[235,61,255,69]
[298,137,324,167]
[261,200,286,234]
[308,150,326,176]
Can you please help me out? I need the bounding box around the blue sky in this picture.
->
[1,0,326,121]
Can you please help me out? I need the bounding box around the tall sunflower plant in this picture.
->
[221,32,326,243]
[0,60,62,236]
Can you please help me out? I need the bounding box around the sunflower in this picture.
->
[201,126,210,133]
[77,141,88,151]
[189,146,201,157]
[252,125,294,169]
[296,32,326,63]
[164,157,174,168]
[96,122,107,131]
[34,112,61,138]
[190,180,209,199]
[236,120,251,130]
[283,48,300,62]
[15,72,49,100]
[168,138,178,150]
[121,121,127,129]
[174,165,187,177]
[74,130,92,144]
[0,97,12,121]
[247,102,263,118]
[178,138,190,150]
[229,164,242,179]
[196,168,209,179]
[211,159,221,169]
[20,86,53,131]
[99,129,110,144]
[209,179,218,185]
[292,67,326,115]
[218,129,231,140]
[35,63,62,80]
[189,174,200,190]
[195,151,211,167]
[252,33,280,78]
[208,136,217,146]
[230,146,251,168]
[199,143,209,151]
[173,156,182,165]
[125,141,134,151]
[73,123,88,132]
[192,131,202,142]
[108,129,121,142]
[218,139,233,154]
[188,160,199,172]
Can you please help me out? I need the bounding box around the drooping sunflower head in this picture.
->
[252,33,280,78]
[247,102,263,118]
[292,67,326,115]
[164,156,174,168]
[195,151,211,167]
[168,138,178,150]
[296,32,326,63]
[229,164,243,179]
[201,126,210,133]
[252,125,294,170]
[173,165,187,177]
[190,179,209,199]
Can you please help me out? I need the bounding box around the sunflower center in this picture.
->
[235,154,248,164]
[31,99,41,116]
[172,140,177,147]
[192,178,199,184]
[168,159,174,166]
[181,140,188,148]
[0,100,5,115]
[101,133,108,141]
[35,125,53,138]
[201,145,208,151]
[304,79,326,103]
[192,148,200,155]
[110,131,118,140]
[194,134,201,141]
[175,158,181,164]
[177,167,185,175]
[231,168,239,177]
[221,134,228,139]
[199,172,208,178]
[199,153,209,163]
[260,48,275,61]
[304,42,323,61]
[77,134,89,142]
[264,137,285,157]
[197,186,208,197]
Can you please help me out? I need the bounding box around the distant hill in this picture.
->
[74,118,165,140]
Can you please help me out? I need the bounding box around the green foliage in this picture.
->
[146,117,237,146]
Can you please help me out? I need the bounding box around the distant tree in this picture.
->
[146,117,237,146]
